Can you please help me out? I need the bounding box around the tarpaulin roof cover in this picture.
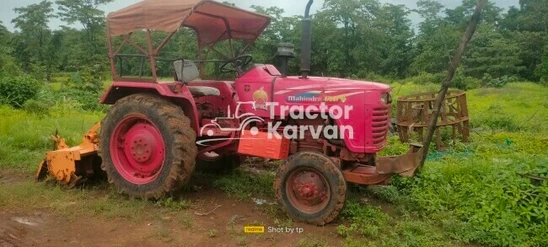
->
[106,0,271,45]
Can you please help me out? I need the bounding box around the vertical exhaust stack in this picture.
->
[300,0,313,79]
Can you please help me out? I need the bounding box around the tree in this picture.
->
[410,0,457,75]
[0,21,9,45]
[321,0,381,77]
[374,4,414,77]
[411,0,506,79]
[420,0,486,169]
[11,0,55,78]
[514,0,548,81]
[498,6,520,32]
[251,6,294,65]
[518,0,548,32]
[462,24,522,78]
[410,23,461,75]
[56,0,113,68]
[445,0,501,26]
[0,21,21,76]
[415,0,444,36]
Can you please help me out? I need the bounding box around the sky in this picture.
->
[0,0,520,31]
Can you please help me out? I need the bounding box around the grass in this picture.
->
[212,169,275,200]
[0,105,103,173]
[0,81,547,246]
[0,180,155,220]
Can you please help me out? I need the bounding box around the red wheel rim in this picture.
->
[110,114,166,184]
[286,167,330,214]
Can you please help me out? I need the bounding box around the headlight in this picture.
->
[380,93,392,104]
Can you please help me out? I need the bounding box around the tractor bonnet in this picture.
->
[106,0,271,45]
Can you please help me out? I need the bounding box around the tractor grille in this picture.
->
[372,106,390,147]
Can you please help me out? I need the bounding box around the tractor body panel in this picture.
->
[235,66,391,153]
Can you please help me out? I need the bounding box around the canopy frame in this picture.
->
[106,0,271,82]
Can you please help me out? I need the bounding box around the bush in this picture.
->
[23,99,50,116]
[482,74,518,88]
[403,156,548,246]
[539,53,548,86]
[0,76,41,108]
[453,68,481,90]
[0,47,21,77]
[55,69,105,111]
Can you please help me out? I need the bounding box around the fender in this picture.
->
[100,81,200,134]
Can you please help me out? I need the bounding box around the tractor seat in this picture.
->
[173,59,220,97]
[187,86,221,97]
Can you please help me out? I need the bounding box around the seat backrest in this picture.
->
[174,60,199,83]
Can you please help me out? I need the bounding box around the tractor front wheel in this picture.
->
[99,94,197,199]
[274,152,347,225]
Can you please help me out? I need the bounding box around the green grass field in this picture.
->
[0,82,547,246]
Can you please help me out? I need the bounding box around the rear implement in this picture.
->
[35,123,102,187]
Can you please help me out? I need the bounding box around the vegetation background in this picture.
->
[0,0,547,246]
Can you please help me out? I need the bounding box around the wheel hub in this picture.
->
[111,116,166,184]
[289,169,329,209]
[127,132,155,163]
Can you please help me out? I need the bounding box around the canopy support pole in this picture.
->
[107,24,117,79]
[146,29,158,82]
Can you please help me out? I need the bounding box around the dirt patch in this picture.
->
[0,170,343,247]
[0,170,30,185]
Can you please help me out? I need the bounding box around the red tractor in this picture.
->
[37,0,423,225]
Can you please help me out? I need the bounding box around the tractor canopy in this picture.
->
[106,0,271,45]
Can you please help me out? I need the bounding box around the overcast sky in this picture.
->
[1,0,519,31]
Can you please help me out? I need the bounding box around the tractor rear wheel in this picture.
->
[274,152,347,225]
[99,94,197,199]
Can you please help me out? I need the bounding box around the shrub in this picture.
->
[0,47,21,77]
[453,68,481,90]
[0,76,41,108]
[540,56,548,86]
[482,74,518,88]
[23,99,50,116]
[55,69,105,111]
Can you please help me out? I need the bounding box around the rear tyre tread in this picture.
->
[98,93,197,200]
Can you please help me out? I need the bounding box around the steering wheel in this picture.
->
[219,54,253,75]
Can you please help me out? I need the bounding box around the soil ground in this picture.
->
[0,169,344,247]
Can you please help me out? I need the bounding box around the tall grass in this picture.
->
[0,105,102,172]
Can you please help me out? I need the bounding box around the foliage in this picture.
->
[2,0,547,85]
[452,68,481,90]
[336,199,451,246]
[55,68,106,111]
[481,74,518,88]
[11,0,56,79]
[463,24,523,79]
[391,83,548,246]
[400,148,548,246]
[335,82,548,247]
[55,0,113,71]
[540,48,548,85]
[0,76,41,108]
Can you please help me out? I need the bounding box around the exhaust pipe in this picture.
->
[300,0,313,79]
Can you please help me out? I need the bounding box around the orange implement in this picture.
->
[36,123,101,187]
[237,130,290,160]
